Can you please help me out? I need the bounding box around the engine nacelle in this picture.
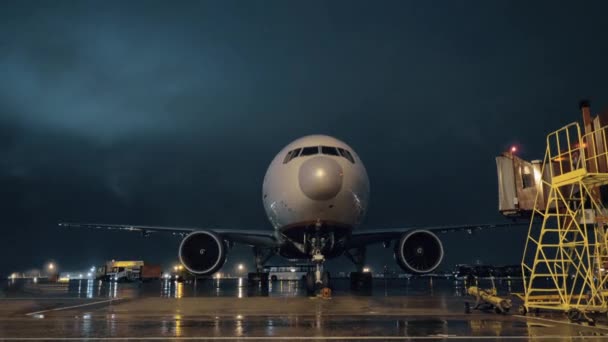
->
[394,230,444,274]
[178,231,227,275]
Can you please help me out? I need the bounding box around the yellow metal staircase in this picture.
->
[521,122,608,316]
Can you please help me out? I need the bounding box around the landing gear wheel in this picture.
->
[350,271,373,291]
[518,305,527,316]
[305,271,315,294]
[321,271,331,288]
[247,272,269,288]
[567,308,582,323]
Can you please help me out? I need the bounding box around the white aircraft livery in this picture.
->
[60,135,511,292]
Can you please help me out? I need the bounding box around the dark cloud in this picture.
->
[2,0,608,275]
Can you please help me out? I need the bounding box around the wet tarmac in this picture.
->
[1,277,608,340]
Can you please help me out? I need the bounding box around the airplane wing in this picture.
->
[347,222,521,248]
[58,222,279,248]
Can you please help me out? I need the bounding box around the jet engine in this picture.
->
[178,231,227,275]
[394,230,444,274]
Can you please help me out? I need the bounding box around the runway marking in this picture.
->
[24,298,121,316]
[2,336,608,340]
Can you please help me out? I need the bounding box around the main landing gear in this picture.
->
[247,247,275,290]
[345,247,372,291]
[349,271,372,290]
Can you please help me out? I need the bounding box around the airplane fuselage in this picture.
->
[262,135,370,259]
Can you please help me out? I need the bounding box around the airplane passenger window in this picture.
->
[321,146,339,156]
[300,146,319,156]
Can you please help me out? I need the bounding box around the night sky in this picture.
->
[2,1,608,276]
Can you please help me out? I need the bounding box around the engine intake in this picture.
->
[179,231,226,275]
[394,230,444,274]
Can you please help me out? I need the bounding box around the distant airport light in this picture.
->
[164,273,170,279]
[79,274,83,279]
[48,263,55,271]
[237,264,244,271]
[90,267,95,272]
[87,273,92,278]
[510,146,517,153]
[178,265,183,271]
[290,268,296,273]
[363,267,371,273]
[173,265,179,272]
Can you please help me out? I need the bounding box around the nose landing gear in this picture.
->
[305,250,331,294]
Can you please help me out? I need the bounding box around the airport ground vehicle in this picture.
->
[99,260,161,282]
[264,264,316,281]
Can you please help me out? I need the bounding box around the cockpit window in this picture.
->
[283,150,294,164]
[337,147,355,163]
[321,146,339,156]
[291,148,301,158]
[284,145,355,164]
[283,148,301,164]
[300,146,319,156]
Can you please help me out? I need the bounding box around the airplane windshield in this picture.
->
[337,148,355,163]
[284,146,354,164]
[300,146,319,156]
[283,148,301,164]
[321,146,339,156]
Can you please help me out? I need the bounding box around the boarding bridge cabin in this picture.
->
[497,101,608,220]
[496,153,549,218]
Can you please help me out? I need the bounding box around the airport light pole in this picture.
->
[236,263,246,278]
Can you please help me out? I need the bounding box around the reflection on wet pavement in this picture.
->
[1,278,607,340]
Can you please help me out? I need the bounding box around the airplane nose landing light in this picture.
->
[298,156,343,201]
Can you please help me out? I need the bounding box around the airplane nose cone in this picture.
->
[298,156,343,201]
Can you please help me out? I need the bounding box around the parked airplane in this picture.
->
[60,135,512,292]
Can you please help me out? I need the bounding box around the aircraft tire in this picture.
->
[247,272,269,288]
[321,271,331,288]
[305,271,315,294]
[350,271,372,290]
